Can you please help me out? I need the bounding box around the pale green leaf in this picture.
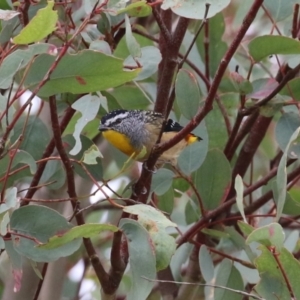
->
[39,224,118,249]
[124,204,177,229]
[234,175,247,223]
[199,245,214,283]
[162,0,231,19]
[119,219,156,300]
[276,127,300,221]
[118,1,152,17]
[175,69,201,120]
[0,187,17,214]
[0,212,9,235]
[151,168,175,196]
[23,50,140,97]
[246,223,285,252]
[0,9,20,20]
[215,259,244,300]
[249,36,300,62]
[83,145,103,164]
[70,95,101,155]
[10,206,81,262]
[125,14,141,59]
[13,1,58,44]
[124,46,161,81]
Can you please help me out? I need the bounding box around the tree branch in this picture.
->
[49,96,111,293]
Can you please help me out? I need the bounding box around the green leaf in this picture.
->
[247,78,279,100]
[63,134,103,181]
[11,116,50,160]
[0,149,36,180]
[280,78,300,101]
[83,145,103,165]
[118,1,152,17]
[178,121,208,175]
[151,168,175,196]
[185,197,200,224]
[0,0,12,9]
[276,127,300,221]
[124,204,177,270]
[157,186,174,214]
[38,223,118,249]
[246,223,285,252]
[205,104,228,149]
[10,206,81,262]
[107,0,127,12]
[125,14,141,59]
[229,72,253,95]
[23,50,140,97]
[30,260,43,280]
[0,187,17,214]
[124,204,177,229]
[97,12,111,35]
[215,259,244,300]
[199,245,214,282]
[249,36,300,62]
[119,219,156,300]
[264,0,297,21]
[63,113,101,141]
[110,85,151,109]
[0,9,19,20]
[259,95,285,117]
[13,1,58,44]
[0,236,4,249]
[201,228,230,239]
[0,212,9,235]
[282,188,300,216]
[162,0,231,19]
[39,160,66,190]
[5,240,23,291]
[6,240,22,269]
[0,94,15,131]
[193,149,231,210]
[175,69,201,120]
[124,46,161,81]
[275,112,300,158]
[255,246,300,300]
[225,226,256,263]
[151,229,176,271]
[70,95,101,155]
[237,221,255,237]
[178,142,207,175]
[0,14,19,45]
[0,43,53,89]
[12,150,37,174]
[234,175,246,223]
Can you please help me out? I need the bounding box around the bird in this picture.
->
[99,109,201,166]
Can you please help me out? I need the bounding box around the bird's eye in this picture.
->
[115,118,122,124]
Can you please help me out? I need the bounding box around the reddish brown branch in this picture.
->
[49,96,111,293]
[232,115,273,179]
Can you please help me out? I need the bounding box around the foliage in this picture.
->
[0,0,300,299]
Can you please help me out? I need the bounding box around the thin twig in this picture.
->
[141,277,265,300]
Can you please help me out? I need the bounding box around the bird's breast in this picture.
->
[102,130,137,157]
